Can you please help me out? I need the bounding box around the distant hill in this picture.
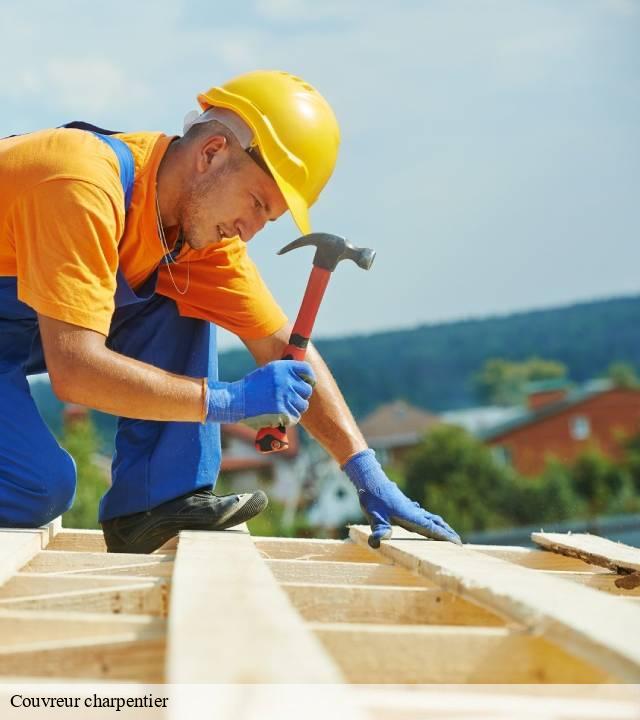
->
[219,294,640,418]
[30,294,640,451]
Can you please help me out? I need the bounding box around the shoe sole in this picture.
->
[103,490,269,554]
[213,491,269,531]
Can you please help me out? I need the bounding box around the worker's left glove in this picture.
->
[343,449,462,549]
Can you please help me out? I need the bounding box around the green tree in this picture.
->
[404,425,517,534]
[621,432,640,494]
[501,461,581,526]
[60,418,109,529]
[607,362,639,388]
[404,425,583,536]
[569,449,637,517]
[475,357,567,406]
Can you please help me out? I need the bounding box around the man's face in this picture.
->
[179,137,288,250]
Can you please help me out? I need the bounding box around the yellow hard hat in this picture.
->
[198,70,340,234]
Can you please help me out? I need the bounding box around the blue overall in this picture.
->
[0,126,221,527]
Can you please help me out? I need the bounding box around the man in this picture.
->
[0,70,460,552]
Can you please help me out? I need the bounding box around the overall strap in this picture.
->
[59,122,136,212]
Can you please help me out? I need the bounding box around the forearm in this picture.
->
[60,348,203,421]
[301,342,367,466]
[244,325,367,465]
[39,315,204,422]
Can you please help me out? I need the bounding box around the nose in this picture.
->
[242,215,267,243]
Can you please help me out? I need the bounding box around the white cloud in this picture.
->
[44,58,150,115]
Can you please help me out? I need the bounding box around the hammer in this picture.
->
[255,233,376,453]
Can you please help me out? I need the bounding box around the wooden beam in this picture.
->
[0,608,164,646]
[22,550,174,577]
[0,574,168,615]
[254,537,391,564]
[282,583,507,626]
[0,634,164,682]
[0,520,60,586]
[311,624,611,683]
[471,544,610,572]
[541,571,640,596]
[166,528,344,683]
[532,532,640,574]
[350,525,640,682]
[45,529,107,552]
[267,559,431,587]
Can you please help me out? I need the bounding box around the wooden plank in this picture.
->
[312,624,612,684]
[0,608,164,647]
[541,571,640,596]
[22,550,174,577]
[45,529,107,552]
[166,528,344,683]
[471,544,610,572]
[281,583,507,626]
[254,537,391,563]
[267,559,431,587]
[532,532,640,574]
[0,574,168,615]
[0,635,164,682]
[0,523,58,586]
[350,525,640,682]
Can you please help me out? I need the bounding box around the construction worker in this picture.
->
[0,70,460,552]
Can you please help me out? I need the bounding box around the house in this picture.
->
[305,445,362,531]
[220,423,303,505]
[359,400,441,466]
[481,379,640,476]
[441,405,525,436]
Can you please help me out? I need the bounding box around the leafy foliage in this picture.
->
[607,362,640,389]
[402,424,639,537]
[60,419,108,529]
[474,357,567,406]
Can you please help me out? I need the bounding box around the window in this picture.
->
[492,446,512,466]
[570,415,590,441]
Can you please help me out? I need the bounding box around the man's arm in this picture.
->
[39,314,205,422]
[244,322,461,548]
[39,315,312,430]
[243,322,366,465]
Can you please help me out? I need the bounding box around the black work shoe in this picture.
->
[101,488,268,554]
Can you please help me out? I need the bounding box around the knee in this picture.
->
[15,452,76,528]
[41,452,77,523]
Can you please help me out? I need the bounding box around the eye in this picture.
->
[253,195,263,211]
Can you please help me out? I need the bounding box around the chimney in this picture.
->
[525,380,569,412]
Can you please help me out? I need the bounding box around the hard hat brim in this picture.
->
[268,168,311,236]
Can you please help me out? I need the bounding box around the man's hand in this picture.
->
[207,360,316,429]
[343,449,461,549]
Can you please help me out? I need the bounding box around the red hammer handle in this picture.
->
[255,267,331,453]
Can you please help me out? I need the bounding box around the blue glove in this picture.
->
[206,360,315,429]
[343,449,461,548]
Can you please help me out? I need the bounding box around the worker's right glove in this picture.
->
[206,360,315,429]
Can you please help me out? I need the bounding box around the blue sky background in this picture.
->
[2,0,638,348]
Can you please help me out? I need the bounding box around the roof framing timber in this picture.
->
[1,520,640,717]
[532,532,640,574]
[349,525,640,682]
[165,525,344,683]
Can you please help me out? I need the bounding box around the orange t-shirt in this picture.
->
[0,128,287,338]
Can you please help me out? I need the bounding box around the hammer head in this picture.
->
[278,233,376,272]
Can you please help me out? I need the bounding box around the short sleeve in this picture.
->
[9,179,122,335]
[156,237,288,339]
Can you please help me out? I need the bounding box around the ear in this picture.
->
[197,135,228,171]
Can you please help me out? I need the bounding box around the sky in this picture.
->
[2,0,638,349]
